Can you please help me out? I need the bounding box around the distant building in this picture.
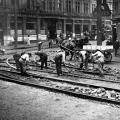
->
[0,0,112,45]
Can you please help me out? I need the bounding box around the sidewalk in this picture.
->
[3,42,37,50]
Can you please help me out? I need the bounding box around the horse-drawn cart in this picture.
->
[83,45,113,62]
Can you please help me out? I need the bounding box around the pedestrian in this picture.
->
[27,35,31,46]
[113,40,119,56]
[53,50,65,76]
[35,52,48,70]
[79,50,90,70]
[13,53,21,70]
[38,41,42,51]
[19,52,32,75]
[91,49,105,77]
[49,39,53,48]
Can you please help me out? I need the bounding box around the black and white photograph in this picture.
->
[1,0,120,120]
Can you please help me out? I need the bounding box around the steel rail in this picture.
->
[3,58,120,84]
[0,70,120,105]
[0,69,120,92]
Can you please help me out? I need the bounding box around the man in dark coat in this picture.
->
[113,40,119,56]
[35,52,48,70]
[13,53,21,70]
[53,50,65,76]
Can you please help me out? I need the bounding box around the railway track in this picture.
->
[6,59,120,84]
[0,69,120,105]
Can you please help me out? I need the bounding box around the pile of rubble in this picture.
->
[104,66,120,74]
[74,87,120,101]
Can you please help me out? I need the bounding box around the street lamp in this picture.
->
[96,0,102,45]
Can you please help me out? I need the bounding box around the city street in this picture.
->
[0,80,120,120]
[0,40,120,120]
[0,0,120,119]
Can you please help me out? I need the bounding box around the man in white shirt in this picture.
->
[79,50,90,70]
[92,50,105,76]
[19,53,32,75]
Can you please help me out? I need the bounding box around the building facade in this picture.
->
[0,0,100,45]
[113,0,120,42]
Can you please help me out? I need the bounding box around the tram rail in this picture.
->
[0,69,120,105]
[6,59,120,84]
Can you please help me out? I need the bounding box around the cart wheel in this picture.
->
[105,53,112,62]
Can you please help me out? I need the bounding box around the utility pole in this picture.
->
[96,0,102,45]
[14,0,18,48]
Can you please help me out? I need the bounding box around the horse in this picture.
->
[59,39,76,60]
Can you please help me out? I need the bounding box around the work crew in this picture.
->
[91,49,105,76]
[79,50,90,70]
[19,52,32,75]
[53,50,65,76]
[35,52,48,70]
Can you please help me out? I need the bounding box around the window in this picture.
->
[0,0,3,5]
[75,1,80,13]
[11,0,15,6]
[11,0,19,8]
[84,2,88,14]
[53,0,55,10]
[42,0,45,10]
[58,0,62,10]
[92,4,96,13]
[49,0,52,11]
[66,0,72,13]
[27,0,30,9]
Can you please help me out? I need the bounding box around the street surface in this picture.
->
[1,40,120,120]
[0,80,120,120]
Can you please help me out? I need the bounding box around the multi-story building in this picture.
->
[0,0,99,45]
[0,0,111,45]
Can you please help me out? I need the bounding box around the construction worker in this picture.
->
[13,51,26,70]
[53,50,65,76]
[79,50,90,70]
[35,52,48,70]
[19,52,32,75]
[13,53,21,70]
[91,49,105,76]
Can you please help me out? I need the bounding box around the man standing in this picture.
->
[113,40,119,56]
[38,41,42,51]
[26,35,31,46]
[53,50,65,76]
[35,52,48,70]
